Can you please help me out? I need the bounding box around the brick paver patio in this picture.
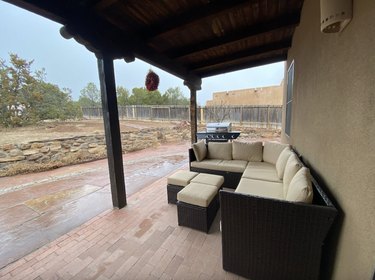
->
[0,165,243,279]
[0,143,244,280]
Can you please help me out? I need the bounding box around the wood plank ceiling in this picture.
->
[4,0,304,83]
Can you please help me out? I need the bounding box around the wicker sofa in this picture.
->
[189,141,337,280]
[189,141,291,188]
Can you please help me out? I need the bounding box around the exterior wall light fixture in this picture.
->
[320,0,352,33]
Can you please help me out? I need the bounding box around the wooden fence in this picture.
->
[81,105,282,128]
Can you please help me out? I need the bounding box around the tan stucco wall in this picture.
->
[206,83,283,106]
[282,0,375,279]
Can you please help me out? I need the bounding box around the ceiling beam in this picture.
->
[66,18,201,82]
[77,0,107,6]
[5,0,201,81]
[93,0,119,10]
[188,39,292,71]
[166,14,300,59]
[196,54,287,78]
[3,0,67,24]
[141,0,250,40]
[5,0,293,82]
[3,0,135,57]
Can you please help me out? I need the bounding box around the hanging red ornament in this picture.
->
[145,70,159,91]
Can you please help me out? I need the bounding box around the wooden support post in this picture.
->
[200,106,204,124]
[190,90,197,143]
[98,56,127,209]
[240,106,243,125]
[184,79,202,144]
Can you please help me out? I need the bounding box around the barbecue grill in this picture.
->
[197,122,240,143]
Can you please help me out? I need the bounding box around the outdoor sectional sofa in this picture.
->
[189,141,337,280]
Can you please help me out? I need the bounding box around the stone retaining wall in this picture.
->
[0,127,190,176]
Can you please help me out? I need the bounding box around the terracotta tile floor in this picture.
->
[0,168,243,280]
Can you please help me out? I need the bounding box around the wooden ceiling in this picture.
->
[4,0,304,84]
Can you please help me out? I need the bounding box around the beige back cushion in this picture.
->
[192,140,207,161]
[283,153,302,197]
[275,148,293,179]
[207,142,232,160]
[286,167,313,203]
[263,141,290,165]
[232,141,263,162]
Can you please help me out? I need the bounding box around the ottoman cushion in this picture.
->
[167,170,198,187]
[177,183,218,207]
[191,173,224,189]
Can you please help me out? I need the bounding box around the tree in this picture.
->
[129,87,163,105]
[163,87,189,105]
[0,54,82,127]
[117,86,130,106]
[206,100,231,122]
[36,84,82,120]
[0,54,41,127]
[78,82,101,107]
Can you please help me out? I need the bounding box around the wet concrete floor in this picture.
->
[0,142,191,269]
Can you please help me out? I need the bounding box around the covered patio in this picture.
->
[1,0,304,209]
[1,0,374,279]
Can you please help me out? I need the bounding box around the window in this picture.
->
[285,61,294,136]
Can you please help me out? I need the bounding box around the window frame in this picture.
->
[285,60,294,137]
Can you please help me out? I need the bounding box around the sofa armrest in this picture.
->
[220,190,337,280]
[188,148,196,169]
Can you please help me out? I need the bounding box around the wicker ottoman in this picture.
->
[190,173,224,188]
[167,170,198,204]
[177,180,222,233]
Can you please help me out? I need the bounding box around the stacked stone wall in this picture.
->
[0,127,190,176]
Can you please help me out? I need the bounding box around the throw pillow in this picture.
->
[232,141,263,162]
[275,147,293,179]
[207,142,232,160]
[263,141,290,165]
[283,153,302,197]
[286,167,313,203]
[192,140,207,162]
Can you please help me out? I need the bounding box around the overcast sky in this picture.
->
[0,1,285,105]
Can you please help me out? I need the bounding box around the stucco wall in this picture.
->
[206,83,283,106]
[282,0,375,279]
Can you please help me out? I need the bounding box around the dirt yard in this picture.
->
[0,120,280,177]
[0,120,280,145]
[0,120,179,145]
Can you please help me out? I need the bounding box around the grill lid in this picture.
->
[206,122,232,132]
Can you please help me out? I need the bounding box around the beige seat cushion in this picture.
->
[192,140,207,161]
[263,141,290,165]
[207,142,232,160]
[275,148,293,179]
[232,141,263,162]
[191,159,246,173]
[177,182,218,207]
[191,159,223,170]
[167,170,198,186]
[217,160,248,173]
[283,154,303,197]
[286,167,313,203]
[191,173,224,189]
[242,162,281,183]
[235,178,283,200]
